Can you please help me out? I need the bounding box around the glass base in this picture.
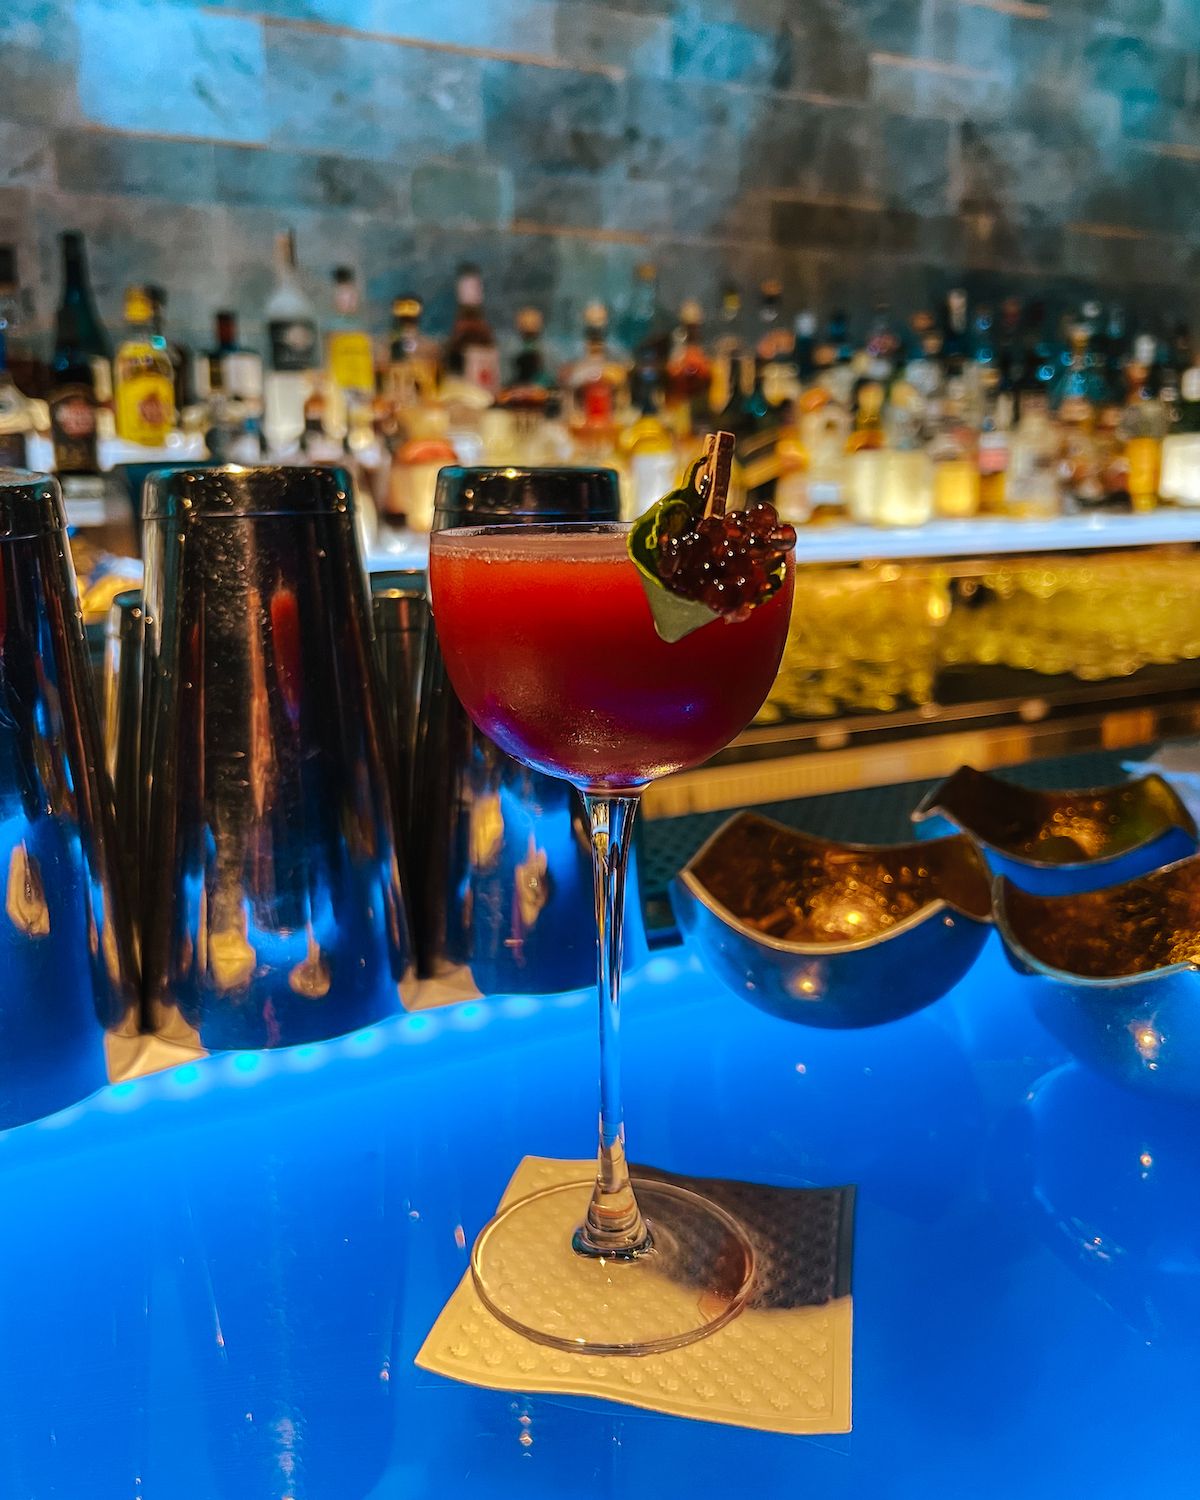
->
[471,1176,756,1356]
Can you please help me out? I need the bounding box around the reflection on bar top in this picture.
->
[368,510,1200,573]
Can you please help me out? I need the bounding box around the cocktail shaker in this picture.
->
[370,569,428,858]
[104,587,144,914]
[140,466,414,1051]
[0,470,139,1128]
[412,466,646,1002]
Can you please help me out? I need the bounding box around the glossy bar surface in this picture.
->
[0,936,1195,1495]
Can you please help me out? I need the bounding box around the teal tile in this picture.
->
[54,132,217,200]
[411,162,513,226]
[483,60,625,173]
[213,144,407,214]
[76,0,267,142]
[0,0,80,126]
[266,27,482,161]
[554,5,673,77]
[0,124,55,188]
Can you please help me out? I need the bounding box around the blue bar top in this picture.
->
[1,938,1196,1496]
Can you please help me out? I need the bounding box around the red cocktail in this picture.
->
[429,525,793,789]
[428,510,794,1358]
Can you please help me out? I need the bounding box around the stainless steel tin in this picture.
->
[369,569,428,852]
[140,466,414,1050]
[0,469,140,1127]
[104,588,144,914]
[412,466,631,1001]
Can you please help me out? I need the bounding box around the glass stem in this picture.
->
[574,791,651,1259]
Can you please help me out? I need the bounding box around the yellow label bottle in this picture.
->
[328,330,376,396]
[114,286,175,445]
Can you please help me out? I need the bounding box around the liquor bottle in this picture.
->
[0,247,34,469]
[941,288,970,370]
[1118,334,1167,512]
[507,306,552,393]
[298,381,344,463]
[754,279,785,364]
[664,299,711,431]
[263,229,319,454]
[1006,398,1059,518]
[495,307,552,465]
[384,294,438,410]
[564,302,625,424]
[707,281,744,417]
[929,376,981,519]
[1159,340,1200,505]
[619,362,678,518]
[976,375,1013,513]
[793,311,818,384]
[845,381,886,453]
[146,285,190,413]
[1051,323,1109,420]
[197,310,264,409]
[621,261,671,372]
[113,286,176,447]
[442,263,500,396]
[326,265,376,416]
[49,231,111,478]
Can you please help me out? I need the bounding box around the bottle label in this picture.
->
[327,330,375,395]
[222,351,264,400]
[1183,368,1200,402]
[464,345,500,392]
[977,436,1010,475]
[49,384,100,473]
[116,360,175,446]
[0,431,29,468]
[269,319,318,373]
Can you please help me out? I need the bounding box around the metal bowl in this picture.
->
[913,765,1197,895]
[670,812,993,1028]
[995,859,1200,1102]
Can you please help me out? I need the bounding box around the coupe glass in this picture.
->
[429,521,794,1354]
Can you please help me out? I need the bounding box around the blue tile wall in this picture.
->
[0,0,1197,356]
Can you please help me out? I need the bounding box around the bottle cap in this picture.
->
[516,306,543,336]
[583,300,608,331]
[393,295,423,319]
[679,299,703,326]
[124,286,153,323]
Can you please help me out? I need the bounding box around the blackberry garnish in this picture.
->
[628,429,797,642]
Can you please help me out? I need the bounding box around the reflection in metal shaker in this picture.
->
[139,466,414,1051]
[0,470,140,1128]
[104,587,143,917]
[370,569,428,861]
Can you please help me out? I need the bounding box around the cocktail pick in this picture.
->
[627,429,794,643]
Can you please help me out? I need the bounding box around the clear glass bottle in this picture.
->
[326,265,376,427]
[264,229,319,454]
[1159,351,1200,505]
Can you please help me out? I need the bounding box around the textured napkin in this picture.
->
[416,1156,854,1434]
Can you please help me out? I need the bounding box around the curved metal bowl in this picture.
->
[670,812,993,1028]
[995,858,1200,1101]
[913,765,1197,895]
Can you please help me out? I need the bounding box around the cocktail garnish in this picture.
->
[628,430,797,643]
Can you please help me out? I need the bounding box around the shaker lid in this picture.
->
[0,470,66,540]
[141,465,354,520]
[432,466,620,531]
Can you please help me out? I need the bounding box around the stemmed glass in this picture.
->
[428,510,794,1355]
